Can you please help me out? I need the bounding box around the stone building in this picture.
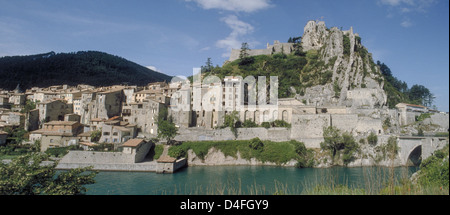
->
[9,93,26,106]
[0,95,10,109]
[99,121,136,146]
[80,88,125,125]
[36,121,83,152]
[122,98,164,136]
[120,138,152,163]
[32,91,60,103]
[37,99,73,126]
[396,103,428,126]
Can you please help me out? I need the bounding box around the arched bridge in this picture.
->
[397,136,448,166]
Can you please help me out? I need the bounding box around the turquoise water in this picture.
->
[85,166,419,195]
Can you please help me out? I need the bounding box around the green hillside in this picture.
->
[0,51,172,90]
[201,50,333,99]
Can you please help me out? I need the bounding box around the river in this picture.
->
[85,166,419,195]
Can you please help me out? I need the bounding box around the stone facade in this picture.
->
[122,99,164,136]
[38,121,83,151]
[37,99,73,126]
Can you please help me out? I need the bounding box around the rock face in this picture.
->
[298,21,387,109]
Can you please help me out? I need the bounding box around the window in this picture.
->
[113,132,118,136]
[103,132,110,136]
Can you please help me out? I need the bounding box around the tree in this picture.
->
[321,126,360,165]
[239,42,254,65]
[239,42,250,60]
[386,136,399,160]
[0,153,97,195]
[341,132,359,165]
[320,126,344,159]
[90,130,101,143]
[157,106,178,142]
[409,84,434,107]
[157,119,178,142]
[224,111,240,137]
[202,57,213,73]
[20,100,36,114]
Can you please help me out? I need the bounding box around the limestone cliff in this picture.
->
[297,21,387,109]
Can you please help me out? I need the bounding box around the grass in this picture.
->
[167,139,305,165]
[153,144,164,160]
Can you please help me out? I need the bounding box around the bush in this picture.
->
[418,145,449,188]
[343,35,351,56]
[321,126,360,165]
[272,120,291,128]
[367,132,378,145]
[45,145,81,158]
[261,122,271,129]
[341,132,359,165]
[242,120,258,128]
[249,138,264,151]
[291,140,315,168]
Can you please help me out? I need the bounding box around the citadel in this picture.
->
[0,21,448,172]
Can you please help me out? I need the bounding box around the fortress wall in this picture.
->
[425,113,449,130]
[175,127,291,142]
[355,117,383,135]
[291,114,331,139]
[331,114,358,133]
[59,151,135,164]
[266,128,291,142]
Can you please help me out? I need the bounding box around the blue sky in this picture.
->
[0,0,448,111]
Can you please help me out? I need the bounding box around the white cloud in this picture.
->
[378,0,436,27]
[379,0,436,11]
[215,15,255,57]
[185,0,272,13]
[401,19,413,27]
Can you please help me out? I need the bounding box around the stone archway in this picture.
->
[406,145,422,166]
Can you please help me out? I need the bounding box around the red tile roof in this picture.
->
[122,139,145,147]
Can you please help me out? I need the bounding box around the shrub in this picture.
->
[249,138,264,151]
[242,119,258,128]
[418,145,449,188]
[261,122,271,129]
[272,120,291,128]
[367,132,378,145]
[45,145,81,158]
[343,35,351,56]
[342,132,359,165]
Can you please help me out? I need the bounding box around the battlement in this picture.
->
[228,40,294,62]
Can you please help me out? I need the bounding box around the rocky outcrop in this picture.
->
[298,21,387,109]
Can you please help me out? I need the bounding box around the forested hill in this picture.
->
[0,51,172,90]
